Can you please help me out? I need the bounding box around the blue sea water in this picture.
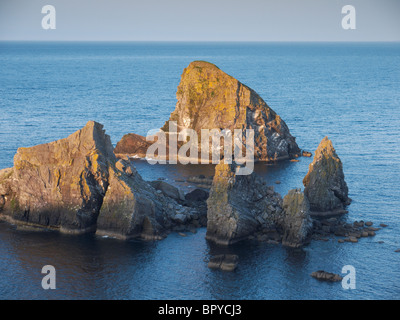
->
[0,42,399,300]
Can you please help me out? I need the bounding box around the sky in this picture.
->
[0,0,399,41]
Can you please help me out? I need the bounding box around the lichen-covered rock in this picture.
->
[206,161,282,245]
[161,61,300,161]
[0,121,198,240]
[278,189,313,247]
[0,121,113,233]
[303,137,351,216]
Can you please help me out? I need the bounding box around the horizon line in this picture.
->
[1,39,399,43]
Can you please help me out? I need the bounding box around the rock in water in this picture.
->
[0,121,183,239]
[311,270,343,282]
[161,61,300,162]
[206,161,282,245]
[303,137,351,216]
[114,133,152,159]
[278,189,313,248]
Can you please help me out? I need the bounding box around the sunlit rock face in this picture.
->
[161,61,301,162]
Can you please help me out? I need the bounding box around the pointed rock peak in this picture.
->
[314,136,338,160]
[75,121,110,147]
[303,136,350,215]
[63,120,114,159]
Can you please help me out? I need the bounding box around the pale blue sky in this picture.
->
[0,0,399,41]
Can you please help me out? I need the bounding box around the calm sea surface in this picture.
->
[0,42,399,299]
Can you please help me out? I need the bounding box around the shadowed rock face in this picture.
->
[95,158,171,240]
[206,161,283,245]
[279,189,313,248]
[0,121,193,240]
[161,61,300,161]
[303,137,351,215]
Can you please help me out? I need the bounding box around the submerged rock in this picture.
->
[206,161,282,245]
[278,189,313,248]
[303,137,351,216]
[311,270,343,282]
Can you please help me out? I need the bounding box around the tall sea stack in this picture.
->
[303,136,351,216]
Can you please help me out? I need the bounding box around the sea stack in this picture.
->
[279,189,313,247]
[303,136,351,216]
[116,61,301,161]
[206,161,283,245]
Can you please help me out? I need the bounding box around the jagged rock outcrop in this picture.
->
[206,161,283,245]
[303,136,351,216]
[116,61,300,161]
[0,121,114,234]
[278,188,313,247]
[0,121,201,240]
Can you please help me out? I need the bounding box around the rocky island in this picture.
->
[115,61,301,162]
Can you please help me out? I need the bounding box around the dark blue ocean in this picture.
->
[0,42,399,300]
